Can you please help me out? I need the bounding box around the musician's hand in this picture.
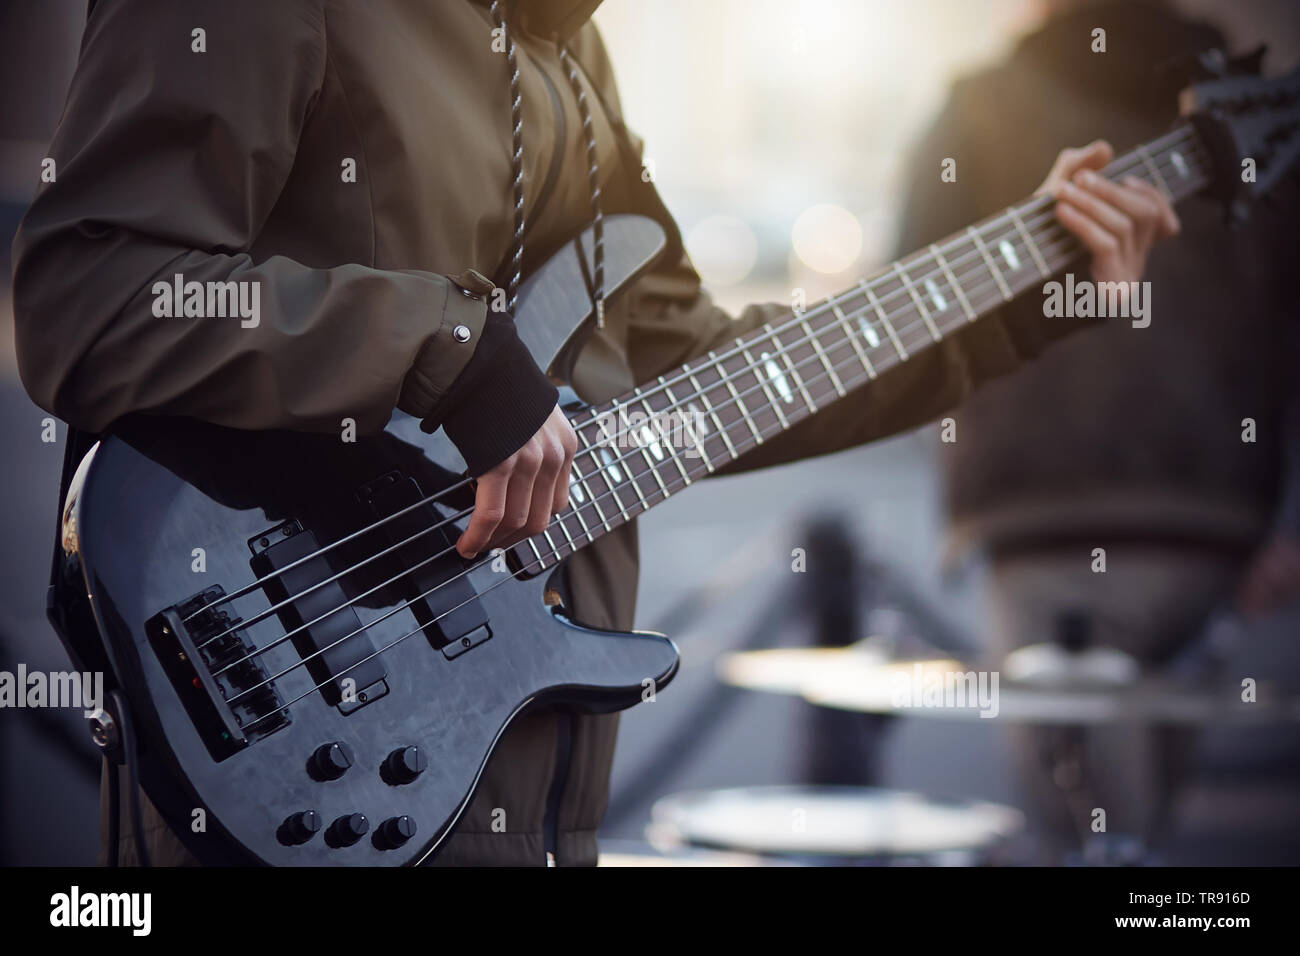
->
[456,404,577,559]
[1039,140,1180,284]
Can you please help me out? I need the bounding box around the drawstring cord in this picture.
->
[488,1,606,327]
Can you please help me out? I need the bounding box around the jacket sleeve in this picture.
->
[10,0,554,460]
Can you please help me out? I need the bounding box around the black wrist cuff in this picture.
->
[438,317,558,476]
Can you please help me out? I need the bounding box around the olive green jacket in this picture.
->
[13,0,1089,865]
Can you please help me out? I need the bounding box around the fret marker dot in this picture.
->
[998,239,1020,271]
[640,425,664,460]
[924,278,947,312]
[761,352,795,404]
[599,448,622,483]
[1171,151,1188,178]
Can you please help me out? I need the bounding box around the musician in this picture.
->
[10,0,1176,866]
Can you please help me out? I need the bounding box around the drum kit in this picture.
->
[605,634,1300,867]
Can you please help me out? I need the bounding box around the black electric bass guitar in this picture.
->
[51,61,1299,865]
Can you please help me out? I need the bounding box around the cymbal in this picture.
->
[717,645,1300,725]
[649,785,1022,861]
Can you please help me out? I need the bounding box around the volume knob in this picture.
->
[282,810,321,845]
[309,741,354,780]
[384,746,427,784]
[328,813,369,847]
[378,815,418,849]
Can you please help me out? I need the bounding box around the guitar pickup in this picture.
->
[146,585,290,762]
[357,472,491,657]
[250,522,389,714]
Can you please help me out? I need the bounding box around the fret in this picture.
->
[632,393,669,465]
[659,427,693,488]
[829,299,877,379]
[930,243,975,321]
[685,404,716,472]
[797,316,846,398]
[712,349,766,445]
[580,466,615,530]
[968,225,1012,301]
[575,427,618,528]
[557,509,580,551]
[558,511,584,552]
[859,279,908,361]
[568,492,595,542]
[1008,206,1049,278]
[1136,144,1171,198]
[606,439,655,511]
[644,382,696,486]
[768,325,821,410]
[684,369,737,460]
[690,361,751,461]
[540,526,561,559]
[613,402,665,509]
[631,434,670,499]
[661,379,715,473]
[640,393,691,488]
[574,434,608,530]
[740,343,793,430]
[893,261,942,342]
[527,537,544,566]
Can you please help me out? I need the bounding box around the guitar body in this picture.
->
[55,215,679,866]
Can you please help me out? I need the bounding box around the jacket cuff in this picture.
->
[396,276,490,419]
[439,317,559,476]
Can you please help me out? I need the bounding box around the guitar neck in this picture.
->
[512,123,1212,575]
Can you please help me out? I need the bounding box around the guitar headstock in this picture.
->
[1181,50,1300,212]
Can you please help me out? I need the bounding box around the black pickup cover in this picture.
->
[250,523,389,713]
[357,472,490,656]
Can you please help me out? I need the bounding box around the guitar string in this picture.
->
[224,192,1201,716]
[561,139,1205,492]
[204,202,1087,661]
[210,143,1208,674]
[189,126,1201,624]
[229,209,1190,727]
[208,157,1188,679]
[526,147,1204,564]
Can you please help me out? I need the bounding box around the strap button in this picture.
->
[452,325,472,344]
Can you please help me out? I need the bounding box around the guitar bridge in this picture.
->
[146,586,290,761]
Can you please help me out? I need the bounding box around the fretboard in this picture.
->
[512,123,1212,575]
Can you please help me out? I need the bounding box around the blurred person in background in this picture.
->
[896,0,1300,860]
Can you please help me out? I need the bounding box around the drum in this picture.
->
[648,785,1024,865]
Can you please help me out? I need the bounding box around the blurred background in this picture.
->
[3,0,1299,866]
